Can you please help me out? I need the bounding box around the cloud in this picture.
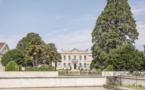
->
[0,34,25,49]
[132,5,145,16]
[44,29,92,52]
[134,22,145,51]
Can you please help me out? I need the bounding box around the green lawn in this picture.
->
[117,85,145,90]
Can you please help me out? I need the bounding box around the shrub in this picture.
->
[5,61,19,71]
[138,84,142,87]
[25,65,55,71]
[37,65,49,71]
[95,69,102,74]
[104,65,113,71]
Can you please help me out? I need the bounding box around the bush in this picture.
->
[37,65,49,71]
[1,49,25,66]
[5,61,19,71]
[95,69,102,74]
[25,65,55,71]
[104,65,113,71]
[138,84,142,87]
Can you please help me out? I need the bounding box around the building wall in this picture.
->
[0,43,9,71]
[54,48,93,71]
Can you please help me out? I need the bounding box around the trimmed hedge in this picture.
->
[5,61,19,71]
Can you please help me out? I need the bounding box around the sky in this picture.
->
[0,0,145,52]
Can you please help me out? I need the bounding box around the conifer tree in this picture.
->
[91,0,139,69]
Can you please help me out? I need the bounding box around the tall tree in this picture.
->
[91,0,139,68]
[27,44,44,70]
[16,32,44,54]
[43,43,61,71]
[17,32,44,69]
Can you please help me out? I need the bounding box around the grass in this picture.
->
[117,85,145,90]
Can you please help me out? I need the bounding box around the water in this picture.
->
[0,87,114,90]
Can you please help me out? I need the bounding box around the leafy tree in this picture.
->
[16,32,44,54]
[43,43,61,71]
[103,65,113,71]
[27,44,44,70]
[17,32,44,69]
[109,44,145,71]
[1,49,25,66]
[91,0,139,68]
[24,56,33,67]
[5,61,19,71]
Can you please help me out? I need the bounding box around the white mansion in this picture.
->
[53,48,93,71]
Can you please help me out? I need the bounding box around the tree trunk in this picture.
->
[50,60,52,71]
[32,55,35,67]
[55,62,57,71]
[35,55,38,70]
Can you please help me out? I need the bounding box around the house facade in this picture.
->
[54,48,93,71]
[0,43,10,71]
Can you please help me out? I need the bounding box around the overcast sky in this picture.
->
[0,0,145,52]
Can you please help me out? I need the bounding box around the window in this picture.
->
[80,56,82,60]
[64,56,66,60]
[68,63,71,67]
[64,63,66,67]
[68,56,71,60]
[84,63,86,67]
[84,56,86,60]
[79,63,82,67]
[74,55,76,60]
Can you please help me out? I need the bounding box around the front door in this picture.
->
[74,64,76,69]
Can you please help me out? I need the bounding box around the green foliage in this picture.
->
[5,61,19,71]
[95,69,102,74]
[16,32,45,54]
[138,85,142,87]
[104,65,113,71]
[43,43,61,71]
[24,56,33,67]
[17,32,45,69]
[91,0,139,69]
[25,65,55,71]
[1,49,25,66]
[111,44,145,71]
[78,66,80,71]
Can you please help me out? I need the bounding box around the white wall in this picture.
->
[0,77,106,88]
[117,77,145,87]
[0,71,58,77]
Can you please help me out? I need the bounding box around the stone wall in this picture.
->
[0,71,106,88]
[116,77,145,87]
[0,71,58,77]
[0,77,106,88]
